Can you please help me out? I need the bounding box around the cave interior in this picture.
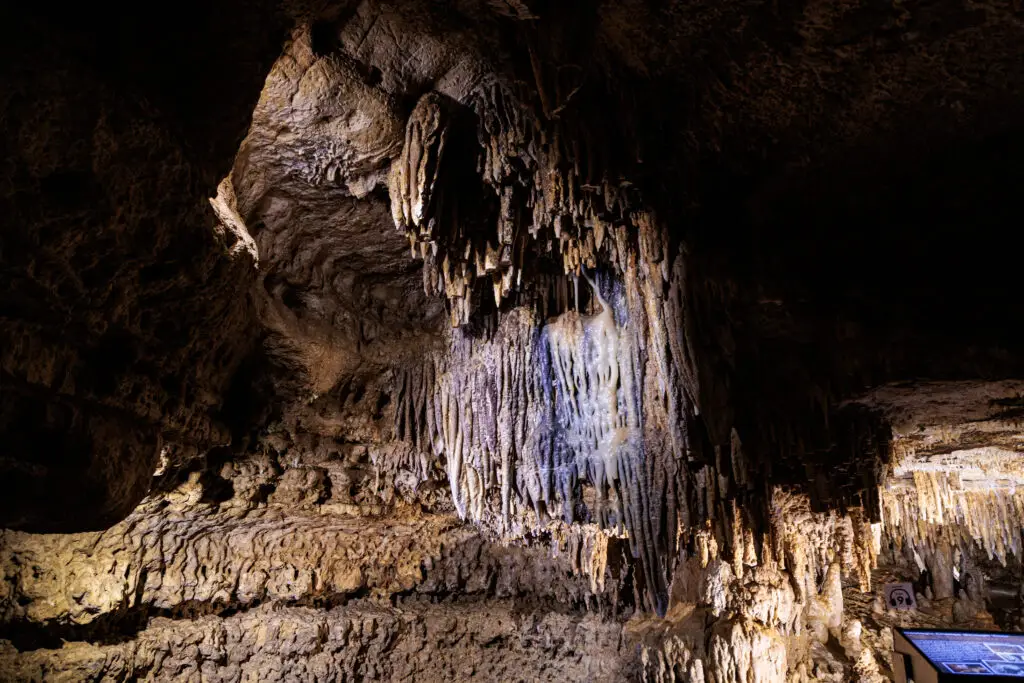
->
[2,0,1024,680]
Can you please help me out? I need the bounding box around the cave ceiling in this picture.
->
[234,0,1024,371]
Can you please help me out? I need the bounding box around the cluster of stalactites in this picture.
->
[768,489,879,598]
[391,251,691,612]
[387,84,640,327]
[393,286,643,529]
[386,80,699,610]
[881,471,1024,565]
[552,523,619,595]
[641,489,883,683]
[692,490,879,654]
[689,489,878,599]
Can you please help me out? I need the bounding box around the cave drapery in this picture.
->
[3,0,1024,680]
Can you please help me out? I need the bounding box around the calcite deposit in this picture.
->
[4,0,1024,680]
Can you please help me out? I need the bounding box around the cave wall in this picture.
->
[0,2,288,530]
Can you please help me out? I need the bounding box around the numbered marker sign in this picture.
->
[885,582,917,610]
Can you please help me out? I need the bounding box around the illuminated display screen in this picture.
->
[903,630,1024,677]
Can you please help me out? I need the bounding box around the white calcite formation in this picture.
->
[853,383,1024,590]
[630,489,893,683]
[882,471,1024,565]
[392,255,695,614]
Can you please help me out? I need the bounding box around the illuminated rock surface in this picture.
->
[3,0,1024,680]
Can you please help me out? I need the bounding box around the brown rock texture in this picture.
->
[0,602,630,683]
[0,2,288,531]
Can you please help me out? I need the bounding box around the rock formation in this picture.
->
[3,0,1024,680]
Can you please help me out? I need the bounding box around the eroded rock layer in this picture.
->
[5,454,1020,681]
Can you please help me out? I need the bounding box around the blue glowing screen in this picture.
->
[903,630,1024,677]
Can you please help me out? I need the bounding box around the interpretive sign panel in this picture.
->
[895,628,1024,681]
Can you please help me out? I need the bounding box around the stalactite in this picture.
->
[382,68,894,621]
[385,255,697,613]
[378,65,718,615]
[388,93,450,239]
[770,488,876,601]
[881,471,1024,565]
[382,237,891,621]
[387,81,641,327]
